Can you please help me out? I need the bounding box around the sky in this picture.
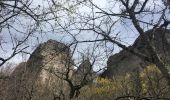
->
[1,0,111,68]
[1,0,168,71]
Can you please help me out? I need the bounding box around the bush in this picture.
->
[77,65,170,100]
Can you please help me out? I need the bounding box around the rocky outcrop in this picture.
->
[3,40,73,100]
[72,58,93,85]
[101,28,170,78]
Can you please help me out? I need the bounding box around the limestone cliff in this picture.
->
[72,58,93,85]
[101,28,170,78]
[3,40,73,100]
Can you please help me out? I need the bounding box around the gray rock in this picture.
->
[72,58,93,85]
[101,28,170,78]
[3,40,73,100]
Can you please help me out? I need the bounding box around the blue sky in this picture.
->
[1,0,168,71]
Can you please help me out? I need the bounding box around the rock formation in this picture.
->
[101,28,170,78]
[72,58,93,85]
[2,28,170,99]
[3,40,73,100]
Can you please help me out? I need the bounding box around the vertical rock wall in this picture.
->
[4,40,73,100]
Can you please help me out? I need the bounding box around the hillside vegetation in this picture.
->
[78,65,170,100]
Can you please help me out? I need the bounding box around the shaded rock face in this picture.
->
[72,59,93,85]
[101,28,170,78]
[3,40,73,100]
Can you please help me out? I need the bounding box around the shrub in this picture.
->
[77,65,170,100]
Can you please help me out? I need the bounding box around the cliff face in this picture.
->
[72,59,93,85]
[4,40,73,100]
[101,28,170,78]
[2,28,170,99]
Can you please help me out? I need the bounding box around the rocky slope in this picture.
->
[101,28,170,78]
